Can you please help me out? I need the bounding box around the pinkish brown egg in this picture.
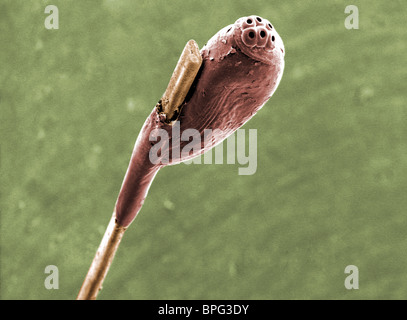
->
[115,16,285,227]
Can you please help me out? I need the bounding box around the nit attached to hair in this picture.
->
[77,15,286,301]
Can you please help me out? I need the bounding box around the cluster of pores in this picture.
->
[240,15,276,51]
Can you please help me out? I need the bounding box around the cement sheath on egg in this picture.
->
[115,15,285,227]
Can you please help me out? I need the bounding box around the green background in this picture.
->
[1,0,406,300]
